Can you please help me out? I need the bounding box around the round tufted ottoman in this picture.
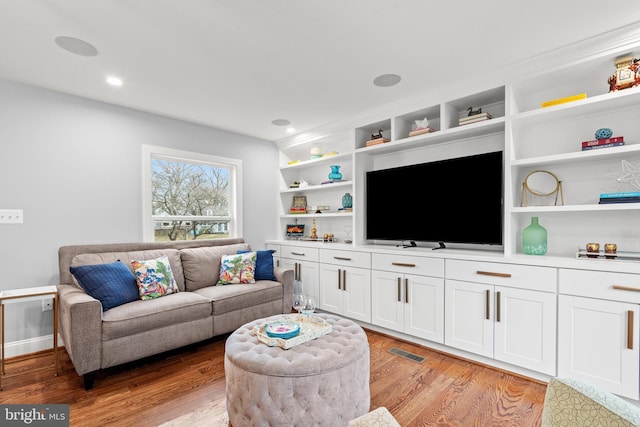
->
[224,313,370,427]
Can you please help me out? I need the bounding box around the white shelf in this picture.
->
[280,152,352,170]
[512,203,640,213]
[280,180,353,193]
[281,212,353,218]
[356,117,505,156]
[511,144,640,167]
[511,87,640,126]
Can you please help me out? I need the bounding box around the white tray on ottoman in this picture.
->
[254,313,332,349]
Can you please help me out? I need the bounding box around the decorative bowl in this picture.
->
[265,321,300,339]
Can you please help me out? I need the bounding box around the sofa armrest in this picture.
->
[274,266,294,313]
[57,284,103,376]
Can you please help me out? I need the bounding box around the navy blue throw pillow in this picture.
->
[238,249,276,281]
[70,261,139,311]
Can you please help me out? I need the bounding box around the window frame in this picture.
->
[142,145,243,242]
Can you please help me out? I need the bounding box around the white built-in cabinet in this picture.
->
[270,30,640,400]
[558,269,640,400]
[318,249,371,322]
[444,260,557,376]
[371,253,444,343]
[277,245,320,303]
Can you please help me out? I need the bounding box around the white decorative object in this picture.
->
[254,314,332,349]
[606,160,640,190]
[299,179,309,188]
[414,117,429,130]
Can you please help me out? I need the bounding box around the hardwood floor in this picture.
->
[0,329,547,426]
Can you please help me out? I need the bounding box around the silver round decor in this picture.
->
[54,36,98,57]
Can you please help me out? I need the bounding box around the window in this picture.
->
[142,145,242,242]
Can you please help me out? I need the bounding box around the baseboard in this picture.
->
[3,334,64,359]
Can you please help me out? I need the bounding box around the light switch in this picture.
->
[0,209,24,224]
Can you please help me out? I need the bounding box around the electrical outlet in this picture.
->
[42,299,53,312]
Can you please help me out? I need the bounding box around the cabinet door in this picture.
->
[342,266,371,323]
[444,279,493,358]
[494,287,556,375]
[318,263,342,314]
[558,295,640,400]
[405,274,444,343]
[282,259,320,303]
[371,270,404,331]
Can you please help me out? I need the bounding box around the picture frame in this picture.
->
[286,224,305,238]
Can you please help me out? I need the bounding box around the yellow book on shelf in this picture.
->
[541,93,587,108]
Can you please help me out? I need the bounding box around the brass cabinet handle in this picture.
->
[291,251,306,256]
[628,310,634,350]
[613,285,640,292]
[334,256,352,261]
[405,278,409,304]
[477,271,512,278]
[337,269,341,290]
[392,262,416,267]
[342,269,347,291]
[496,291,501,322]
[397,277,401,302]
[485,289,490,320]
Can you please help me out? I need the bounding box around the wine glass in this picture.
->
[292,293,304,315]
[301,296,316,317]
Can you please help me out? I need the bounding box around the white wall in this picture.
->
[0,80,279,349]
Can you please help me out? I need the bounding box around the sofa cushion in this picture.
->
[238,249,276,281]
[194,280,283,316]
[101,292,213,340]
[71,249,186,291]
[69,261,140,311]
[217,252,257,285]
[180,243,251,291]
[131,255,179,300]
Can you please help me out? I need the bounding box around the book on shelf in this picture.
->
[408,127,435,137]
[459,112,492,123]
[582,141,625,151]
[599,197,640,204]
[541,93,587,108]
[458,116,490,126]
[365,137,389,147]
[600,191,640,198]
[581,136,624,147]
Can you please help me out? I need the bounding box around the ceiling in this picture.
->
[2,1,640,142]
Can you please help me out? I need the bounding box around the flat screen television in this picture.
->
[366,151,503,248]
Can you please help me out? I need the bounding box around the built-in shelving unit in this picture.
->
[272,27,640,400]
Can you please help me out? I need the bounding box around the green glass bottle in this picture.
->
[522,216,547,255]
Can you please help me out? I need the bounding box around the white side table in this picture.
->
[0,285,58,390]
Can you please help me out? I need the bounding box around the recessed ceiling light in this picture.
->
[373,74,401,87]
[54,36,98,57]
[271,119,291,126]
[106,76,123,87]
[286,127,296,134]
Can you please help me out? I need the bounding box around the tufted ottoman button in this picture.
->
[225,313,370,426]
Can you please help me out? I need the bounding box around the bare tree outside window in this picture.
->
[145,146,241,241]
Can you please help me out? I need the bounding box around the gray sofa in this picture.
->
[57,238,293,389]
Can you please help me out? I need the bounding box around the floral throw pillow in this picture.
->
[131,255,179,300]
[217,252,257,285]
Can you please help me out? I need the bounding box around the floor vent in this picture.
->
[388,347,426,363]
